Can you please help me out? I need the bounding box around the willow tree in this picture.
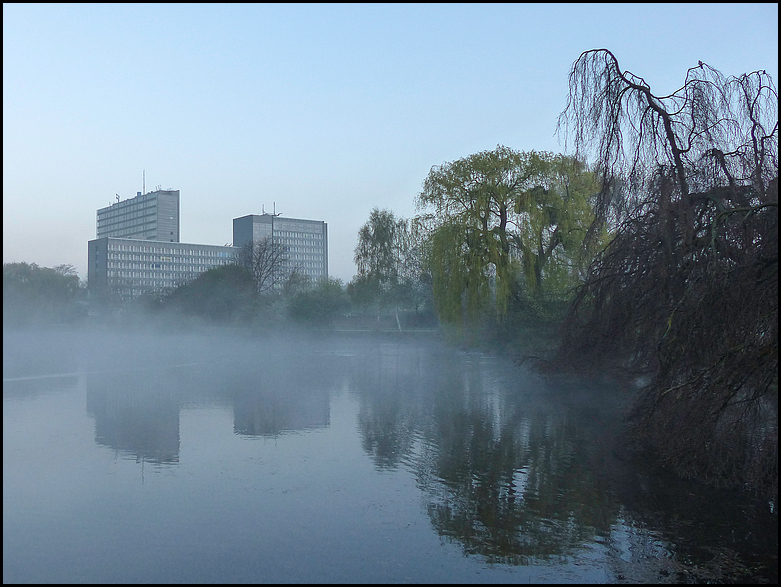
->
[416,146,600,324]
[556,49,778,499]
[512,154,603,296]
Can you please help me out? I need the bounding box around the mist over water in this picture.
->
[3,327,776,583]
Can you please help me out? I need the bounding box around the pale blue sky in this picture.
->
[3,3,777,282]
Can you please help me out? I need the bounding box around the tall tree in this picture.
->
[351,208,413,328]
[556,49,778,499]
[417,146,600,324]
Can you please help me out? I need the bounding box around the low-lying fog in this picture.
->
[3,325,776,583]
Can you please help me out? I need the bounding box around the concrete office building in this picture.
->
[97,189,180,242]
[88,238,238,300]
[89,190,328,299]
[233,214,328,282]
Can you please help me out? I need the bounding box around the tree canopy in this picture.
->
[3,262,84,327]
[350,208,432,327]
[556,49,778,500]
[160,264,256,323]
[416,146,601,324]
[288,277,350,328]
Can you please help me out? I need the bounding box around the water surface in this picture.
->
[3,328,776,583]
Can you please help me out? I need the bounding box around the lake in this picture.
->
[3,328,776,583]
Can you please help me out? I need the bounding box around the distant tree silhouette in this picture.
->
[235,237,293,296]
[3,262,84,326]
[162,264,255,322]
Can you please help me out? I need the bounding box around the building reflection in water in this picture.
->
[86,370,181,465]
[219,351,337,438]
[233,388,330,437]
[82,343,343,463]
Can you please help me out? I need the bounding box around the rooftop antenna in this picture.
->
[116,193,120,204]
[143,170,145,195]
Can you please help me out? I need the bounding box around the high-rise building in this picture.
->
[88,238,238,300]
[96,189,180,242]
[233,214,328,282]
[88,191,328,300]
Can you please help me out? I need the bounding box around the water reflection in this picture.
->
[230,372,330,437]
[352,340,622,564]
[218,349,339,437]
[4,330,774,582]
[83,348,340,457]
[355,341,424,470]
[348,338,775,581]
[86,370,181,464]
[2,374,80,399]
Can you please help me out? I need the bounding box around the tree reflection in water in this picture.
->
[354,339,621,564]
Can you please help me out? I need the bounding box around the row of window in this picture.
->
[108,258,233,279]
[275,230,323,240]
[175,260,317,272]
[107,243,234,257]
[108,253,235,263]
[97,211,156,228]
[99,227,158,238]
[108,262,223,272]
[292,262,325,271]
[287,246,323,253]
[98,200,157,218]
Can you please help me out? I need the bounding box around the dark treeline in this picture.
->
[5,49,776,502]
[554,50,777,502]
[4,242,361,332]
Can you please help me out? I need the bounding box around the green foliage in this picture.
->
[288,277,350,327]
[161,264,255,323]
[347,274,381,312]
[351,208,432,320]
[3,262,85,327]
[354,209,405,283]
[353,208,407,313]
[417,146,603,325]
[426,221,483,324]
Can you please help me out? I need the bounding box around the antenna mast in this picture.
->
[143,170,145,195]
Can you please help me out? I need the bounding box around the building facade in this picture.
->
[89,190,328,299]
[233,214,328,282]
[96,190,180,242]
[88,238,238,300]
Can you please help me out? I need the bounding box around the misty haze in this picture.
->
[4,4,777,584]
[3,322,776,583]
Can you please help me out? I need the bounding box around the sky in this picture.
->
[3,3,778,283]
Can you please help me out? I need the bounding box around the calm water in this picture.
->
[3,328,776,583]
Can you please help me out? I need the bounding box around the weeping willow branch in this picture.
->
[555,49,778,501]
